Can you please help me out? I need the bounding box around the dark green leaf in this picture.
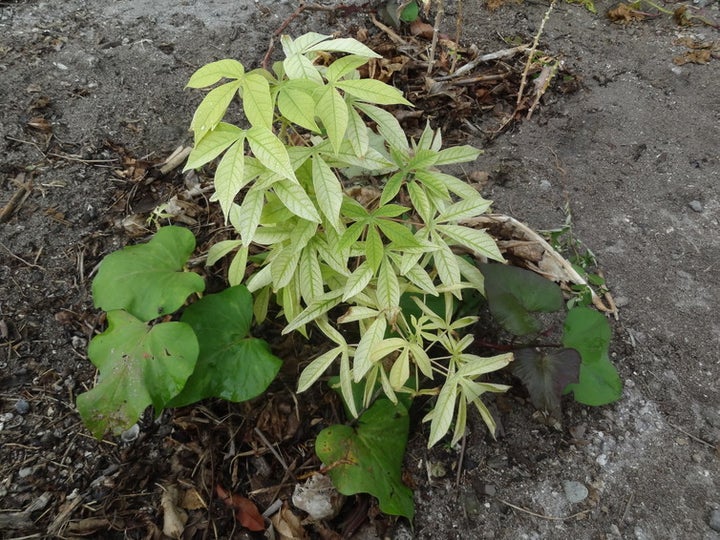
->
[512,348,581,417]
[170,285,281,406]
[480,263,564,336]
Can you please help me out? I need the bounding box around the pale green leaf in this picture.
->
[247,265,272,293]
[184,123,244,170]
[345,105,370,156]
[409,343,433,378]
[273,179,321,222]
[190,81,242,141]
[431,171,484,200]
[214,137,246,219]
[230,186,264,245]
[281,273,302,327]
[353,102,409,152]
[270,245,302,289]
[316,317,347,348]
[456,255,485,292]
[370,338,407,364]
[326,55,370,83]
[434,145,481,166]
[389,348,410,390]
[311,156,343,228]
[336,79,411,106]
[277,84,320,132]
[438,197,493,223]
[281,32,330,56]
[316,86,348,154]
[376,259,400,311]
[403,264,438,295]
[407,181,433,223]
[340,349,358,417]
[416,122,436,151]
[282,290,344,334]
[206,239,243,266]
[376,219,421,249]
[338,306,380,324]
[457,352,513,378]
[353,317,387,382]
[283,53,324,84]
[306,37,381,58]
[253,284,271,323]
[246,126,296,181]
[427,378,458,447]
[228,245,248,286]
[451,394,467,447]
[242,71,274,130]
[343,262,374,302]
[413,170,451,201]
[298,346,344,392]
[437,224,504,262]
[407,148,439,170]
[380,172,405,206]
[365,227,384,273]
[186,59,245,88]
[433,241,461,291]
[299,246,323,303]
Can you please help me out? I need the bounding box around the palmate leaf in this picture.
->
[214,137,246,219]
[230,186,265,245]
[92,226,205,322]
[282,290,344,334]
[169,285,282,407]
[316,399,414,520]
[78,310,198,437]
[345,105,370,156]
[326,55,370,83]
[298,345,345,393]
[436,224,504,262]
[184,122,244,170]
[277,82,321,132]
[353,102,409,152]
[311,156,343,229]
[305,37,381,58]
[246,126,296,181]
[315,85,348,154]
[186,59,245,88]
[190,80,242,142]
[353,316,387,382]
[434,145,481,166]
[274,179,321,222]
[242,71,274,130]
[336,79,412,106]
[283,52,324,84]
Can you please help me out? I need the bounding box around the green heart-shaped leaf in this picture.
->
[562,307,622,405]
[169,285,282,406]
[316,399,414,520]
[77,310,198,438]
[480,263,564,335]
[92,226,205,322]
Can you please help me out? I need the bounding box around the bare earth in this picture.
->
[1,1,719,539]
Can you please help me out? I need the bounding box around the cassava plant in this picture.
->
[183,32,513,448]
[78,30,621,522]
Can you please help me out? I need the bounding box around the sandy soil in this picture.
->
[1,1,719,538]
